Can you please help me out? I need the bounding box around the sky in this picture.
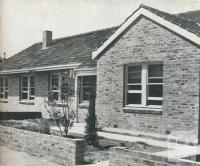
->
[0,0,200,58]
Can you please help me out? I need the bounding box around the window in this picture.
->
[79,76,96,103]
[0,77,8,99]
[147,64,163,106]
[21,75,35,100]
[125,63,163,107]
[50,73,61,101]
[49,71,75,102]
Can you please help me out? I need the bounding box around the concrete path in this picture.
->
[77,161,109,166]
[65,123,200,159]
[0,145,62,166]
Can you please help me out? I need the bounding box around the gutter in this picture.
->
[0,63,81,75]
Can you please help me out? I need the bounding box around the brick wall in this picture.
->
[0,125,85,166]
[109,147,200,166]
[96,17,200,139]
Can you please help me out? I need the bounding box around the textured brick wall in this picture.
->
[96,17,200,139]
[0,125,85,166]
[109,147,200,166]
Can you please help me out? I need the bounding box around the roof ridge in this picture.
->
[139,4,199,25]
[52,26,119,43]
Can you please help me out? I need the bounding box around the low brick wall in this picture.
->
[0,125,85,166]
[109,147,200,166]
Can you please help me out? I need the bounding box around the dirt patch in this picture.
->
[0,119,50,134]
[84,137,167,164]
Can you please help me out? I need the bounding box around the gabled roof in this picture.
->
[92,4,200,59]
[0,27,118,74]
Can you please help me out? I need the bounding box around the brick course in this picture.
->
[96,17,200,139]
[0,125,85,166]
[109,147,200,166]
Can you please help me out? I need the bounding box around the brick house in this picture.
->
[92,5,200,141]
[0,5,200,140]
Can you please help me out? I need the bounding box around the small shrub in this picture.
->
[85,97,99,147]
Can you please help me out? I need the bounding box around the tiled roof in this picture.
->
[1,5,200,72]
[1,27,118,71]
[177,10,200,24]
[140,4,200,37]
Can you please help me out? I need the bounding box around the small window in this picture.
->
[21,75,35,100]
[50,74,60,101]
[125,63,163,107]
[0,77,8,99]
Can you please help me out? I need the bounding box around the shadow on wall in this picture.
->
[0,112,42,120]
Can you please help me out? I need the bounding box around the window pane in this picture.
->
[128,66,141,83]
[148,100,162,105]
[5,78,8,87]
[29,96,34,100]
[148,78,163,83]
[23,87,28,91]
[52,75,59,90]
[148,85,163,97]
[53,92,58,101]
[128,85,141,90]
[148,64,163,77]
[0,88,4,93]
[5,92,8,99]
[30,76,35,87]
[22,92,28,99]
[128,66,141,72]
[0,78,3,87]
[127,93,141,104]
[22,77,28,87]
[30,88,35,96]
[0,94,3,98]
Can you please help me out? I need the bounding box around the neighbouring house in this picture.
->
[0,5,200,141]
[0,27,118,121]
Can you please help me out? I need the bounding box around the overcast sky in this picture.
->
[1,0,200,58]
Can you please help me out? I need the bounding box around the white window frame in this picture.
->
[0,77,8,100]
[50,73,62,102]
[125,63,163,108]
[20,75,35,101]
[49,69,74,103]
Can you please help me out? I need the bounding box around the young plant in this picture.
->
[44,73,75,137]
[85,96,99,147]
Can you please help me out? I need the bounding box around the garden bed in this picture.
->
[0,119,167,164]
[84,137,167,164]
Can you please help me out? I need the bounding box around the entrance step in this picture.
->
[103,127,198,146]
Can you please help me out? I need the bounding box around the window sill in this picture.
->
[0,100,8,103]
[19,101,34,105]
[123,106,162,115]
[48,102,68,107]
[79,101,89,109]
